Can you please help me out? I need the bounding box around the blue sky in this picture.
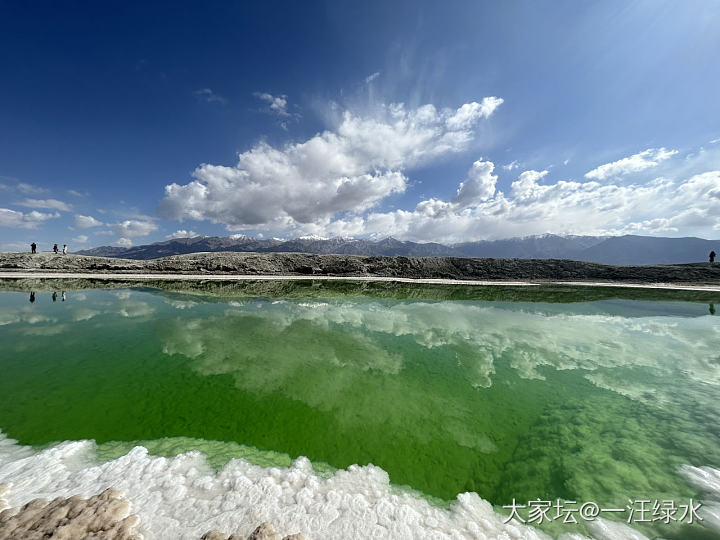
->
[1,0,720,251]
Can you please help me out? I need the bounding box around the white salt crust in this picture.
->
[680,465,720,534]
[0,432,669,540]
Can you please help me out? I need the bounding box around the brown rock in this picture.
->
[201,530,229,540]
[0,488,141,540]
[247,522,281,540]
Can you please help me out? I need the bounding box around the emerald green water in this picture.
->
[1,281,719,538]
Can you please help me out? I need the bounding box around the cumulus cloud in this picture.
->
[303,168,720,243]
[73,214,103,228]
[115,237,133,248]
[71,234,89,244]
[452,160,497,207]
[584,147,678,180]
[254,92,290,116]
[166,229,199,239]
[156,98,719,242]
[0,208,60,229]
[502,160,519,171]
[159,98,503,230]
[16,198,72,212]
[445,98,502,130]
[114,219,158,238]
[193,88,227,105]
[510,170,549,199]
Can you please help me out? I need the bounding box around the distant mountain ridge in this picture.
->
[75,234,719,265]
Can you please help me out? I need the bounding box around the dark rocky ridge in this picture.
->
[1,252,719,286]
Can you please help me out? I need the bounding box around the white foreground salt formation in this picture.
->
[680,465,720,534]
[0,431,668,540]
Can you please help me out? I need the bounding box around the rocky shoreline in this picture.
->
[0,487,305,540]
[1,252,719,285]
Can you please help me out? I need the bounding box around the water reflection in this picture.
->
[160,298,720,396]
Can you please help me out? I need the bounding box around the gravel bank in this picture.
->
[1,251,719,287]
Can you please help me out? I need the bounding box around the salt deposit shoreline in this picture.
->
[1,271,720,292]
[3,431,687,540]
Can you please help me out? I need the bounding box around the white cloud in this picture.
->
[365,72,380,84]
[300,168,720,243]
[510,170,549,199]
[159,99,503,230]
[16,182,49,195]
[0,180,48,194]
[113,219,158,238]
[254,92,290,116]
[115,237,133,248]
[16,198,72,212]
[584,147,678,180]
[71,235,89,244]
[0,208,60,229]
[166,229,199,239]
[502,160,519,171]
[193,88,227,105]
[445,97,503,131]
[73,214,103,228]
[452,160,497,208]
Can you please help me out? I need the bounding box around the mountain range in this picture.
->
[74,234,720,265]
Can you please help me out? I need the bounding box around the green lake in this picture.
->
[0,279,719,539]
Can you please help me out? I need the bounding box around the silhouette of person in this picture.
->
[711,251,716,264]
[53,244,59,254]
[710,303,716,315]
[29,291,35,303]
[52,292,57,302]
[30,242,37,254]
[62,244,67,255]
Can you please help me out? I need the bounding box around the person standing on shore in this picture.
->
[53,244,59,254]
[62,244,67,255]
[30,242,36,254]
[711,251,716,264]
